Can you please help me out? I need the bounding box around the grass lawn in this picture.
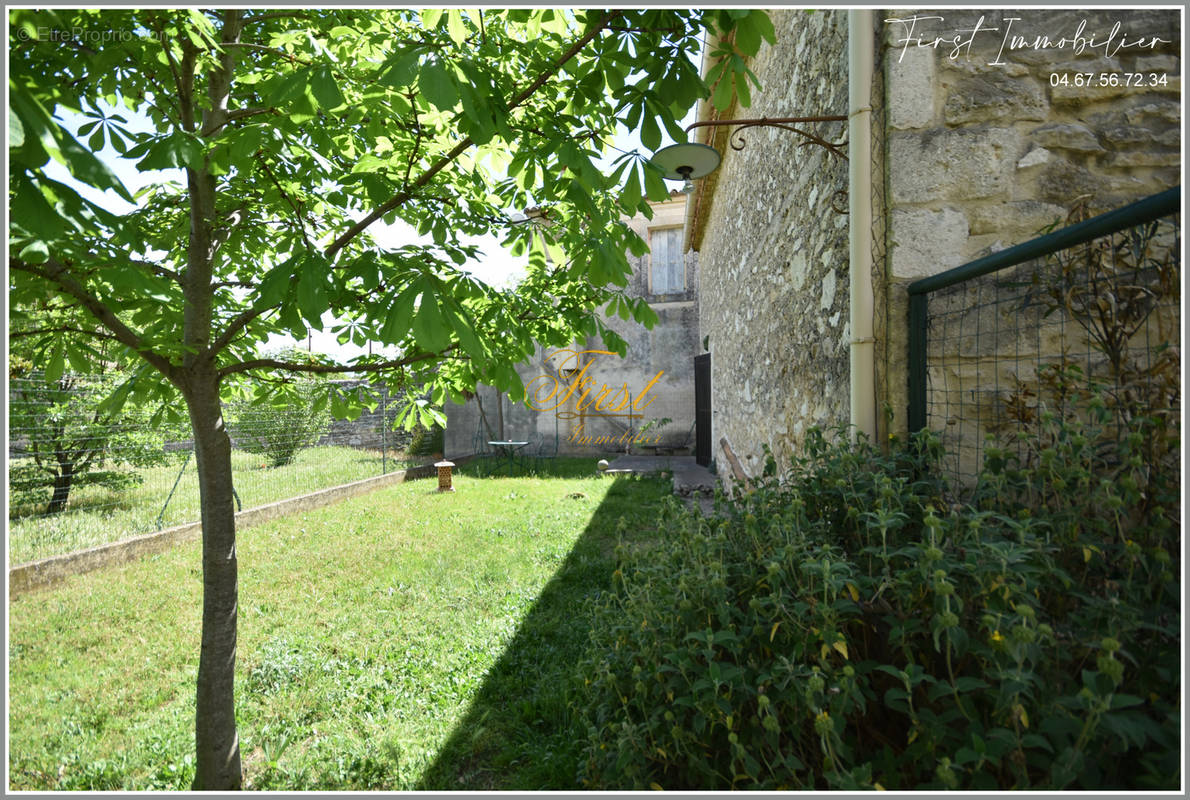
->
[8,445,427,565]
[7,457,670,790]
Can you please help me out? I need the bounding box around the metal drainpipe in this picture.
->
[848,10,877,442]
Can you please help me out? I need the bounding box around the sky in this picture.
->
[37,29,702,360]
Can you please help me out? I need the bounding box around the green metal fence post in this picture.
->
[907,292,928,433]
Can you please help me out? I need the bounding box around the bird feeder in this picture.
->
[435,460,456,492]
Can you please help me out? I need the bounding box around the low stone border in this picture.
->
[8,459,466,598]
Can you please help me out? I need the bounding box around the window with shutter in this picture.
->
[649,227,684,294]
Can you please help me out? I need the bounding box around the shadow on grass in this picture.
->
[415,469,666,790]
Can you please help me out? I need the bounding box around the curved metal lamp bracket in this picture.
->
[686,116,849,160]
[685,115,850,213]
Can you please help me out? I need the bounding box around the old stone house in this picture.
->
[686,8,1180,483]
[445,193,701,457]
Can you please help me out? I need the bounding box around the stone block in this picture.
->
[1107,151,1182,168]
[889,127,1022,204]
[889,207,969,280]
[1031,159,1110,205]
[1028,122,1104,152]
[1016,147,1052,169]
[820,268,838,310]
[967,200,1067,236]
[943,73,1048,125]
[887,46,936,130]
[1133,54,1179,73]
[1124,102,1180,125]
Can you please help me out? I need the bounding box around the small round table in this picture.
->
[487,441,530,474]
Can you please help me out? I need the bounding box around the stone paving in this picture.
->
[604,455,717,516]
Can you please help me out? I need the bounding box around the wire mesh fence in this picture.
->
[908,188,1181,497]
[7,376,435,564]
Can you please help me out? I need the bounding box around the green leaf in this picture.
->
[44,340,66,382]
[642,162,669,201]
[734,14,761,55]
[412,286,451,353]
[380,282,418,343]
[446,9,468,45]
[18,240,49,264]
[136,132,204,172]
[751,10,777,45]
[419,61,458,112]
[633,298,659,329]
[734,71,752,107]
[11,177,65,239]
[311,66,346,111]
[619,163,642,210]
[9,109,24,147]
[378,50,420,89]
[640,110,661,151]
[711,74,733,111]
[88,126,106,153]
[421,8,443,29]
[441,299,486,365]
[296,254,330,326]
[256,257,299,305]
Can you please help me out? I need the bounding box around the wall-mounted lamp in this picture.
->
[650,141,721,195]
[651,115,849,211]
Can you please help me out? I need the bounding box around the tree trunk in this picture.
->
[186,373,243,790]
[46,462,73,514]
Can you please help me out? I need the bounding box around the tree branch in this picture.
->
[219,42,312,66]
[201,106,275,137]
[208,301,278,356]
[218,348,450,379]
[255,155,312,249]
[9,325,124,343]
[323,10,623,259]
[10,257,179,380]
[242,11,318,26]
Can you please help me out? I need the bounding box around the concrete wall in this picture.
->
[880,8,1182,436]
[690,9,852,480]
[9,462,442,596]
[445,195,701,458]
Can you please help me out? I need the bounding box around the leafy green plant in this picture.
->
[628,416,672,455]
[577,418,1179,789]
[407,424,445,458]
[8,371,176,515]
[227,377,333,469]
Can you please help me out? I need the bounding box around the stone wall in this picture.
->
[880,8,1182,436]
[316,381,414,452]
[691,9,851,479]
[445,196,701,458]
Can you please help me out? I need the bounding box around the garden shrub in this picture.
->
[227,378,332,468]
[407,424,444,457]
[576,412,1179,789]
[8,370,177,516]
